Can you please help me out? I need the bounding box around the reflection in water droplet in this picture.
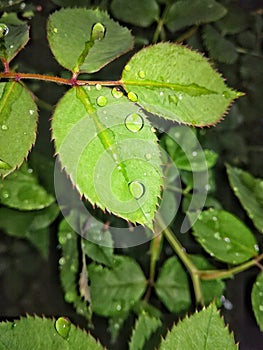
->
[129,181,145,199]
[91,22,106,41]
[95,84,102,91]
[1,124,8,131]
[138,70,145,79]
[111,87,123,99]
[0,23,9,38]
[96,95,107,107]
[127,91,138,102]
[124,64,131,72]
[125,113,144,132]
[145,153,152,160]
[55,317,71,339]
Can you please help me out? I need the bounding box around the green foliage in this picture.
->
[0,316,104,350]
[159,304,238,350]
[121,43,240,126]
[251,272,263,332]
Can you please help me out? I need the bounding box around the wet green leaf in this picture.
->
[88,255,147,317]
[0,163,54,210]
[159,304,238,350]
[111,0,160,27]
[226,164,263,233]
[121,43,240,126]
[192,209,259,264]
[251,272,263,332]
[165,0,227,32]
[0,82,38,177]
[47,8,133,73]
[52,86,162,227]
[0,316,104,350]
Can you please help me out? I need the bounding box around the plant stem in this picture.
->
[152,4,171,43]
[0,71,120,86]
[157,215,204,305]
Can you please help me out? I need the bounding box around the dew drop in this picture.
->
[254,244,259,252]
[53,27,58,33]
[96,95,107,107]
[95,83,102,91]
[160,91,164,96]
[178,93,183,100]
[125,113,144,132]
[138,70,145,79]
[224,237,230,243]
[66,233,72,240]
[145,153,152,160]
[129,181,145,199]
[116,304,122,311]
[27,168,33,174]
[259,305,263,312]
[1,124,8,131]
[0,23,9,38]
[212,216,217,221]
[9,44,14,49]
[192,151,197,157]
[55,317,71,339]
[214,232,221,240]
[124,64,131,72]
[127,91,138,102]
[111,87,123,99]
[59,257,65,265]
[91,22,106,41]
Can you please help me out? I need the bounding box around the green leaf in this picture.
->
[121,43,240,126]
[0,82,38,177]
[111,0,160,27]
[251,272,263,332]
[192,209,259,264]
[0,316,104,350]
[88,255,147,317]
[159,303,238,350]
[129,312,162,350]
[47,8,133,73]
[0,162,54,210]
[226,164,263,233]
[215,4,250,35]
[154,256,191,313]
[58,216,91,320]
[165,0,227,32]
[0,15,29,63]
[81,216,114,267]
[52,86,162,227]
[203,25,238,64]
[0,204,59,258]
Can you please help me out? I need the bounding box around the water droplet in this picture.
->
[205,184,211,191]
[259,305,263,312]
[0,23,9,38]
[129,181,145,199]
[96,95,107,107]
[124,64,131,72]
[214,232,221,240]
[127,91,138,102]
[168,95,178,105]
[66,233,72,240]
[160,91,164,96]
[212,216,217,221]
[55,317,71,339]
[224,237,230,243]
[59,257,65,265]
[138,70,145,79]
[145,153,152,160]
[192,151,197,157]
[1,124,8,131]
[27,168,33,174]
[9,44,14,49]
[91,22,106,41]
[1,190,9,199]
[95,84,102,91]
[125,113,144,133]
[254,244,259,252]
[111,87,123,99]
[178,93,183,100]
[53,27,58,33]
[116,304,122,311]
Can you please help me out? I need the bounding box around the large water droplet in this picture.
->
[1,124,8,131]
[125,113,144,132]
[138,70,145,79]
[124,64,131,72]
[111,87,123,99]
[0,23,9,38]
[129,181,145,199]
[127,91,138,102]
[96,95,107,107]
[55,317,71,339]
[95,83,102,91]
[91,22,106,41]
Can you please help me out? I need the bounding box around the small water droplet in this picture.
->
[192,151,197,157]
[212,216,217,221]
[178,93,183,100]
[259,305,263,312]
[224,237,230,243]
[160,91,164,96]
[95,84,102,91]
[138,70,145,79]
[124,64,131,72]
[91,22,106,41]
[59,257,66,265]
[205,184,211,191]
[129,181,145,199]
[1,124,8,131]
[254,244,259,252]
[116,304,122,311]
[9,44,14,49]
[0,23,9,38]
[111,87,123,99]
[145,153,152,160]
[125,113,144,132]
[214,232,221,240]
[55,317,71,339]
[1,190,9,199]
[53,27,58,33]
[66,233,72,240]
[27,168,33,174]
[96,95,107,107]
[127,91,138,102]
